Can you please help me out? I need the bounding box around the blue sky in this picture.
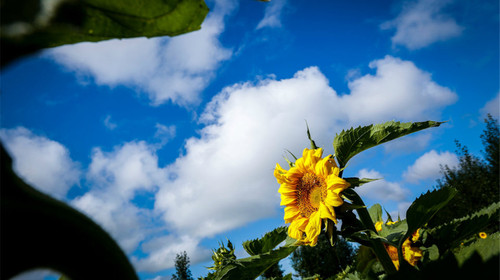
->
[1,0,498,279]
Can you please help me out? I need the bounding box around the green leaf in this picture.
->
[426,202,500,251]
[1,0,209,67]
[242,227,288,256]
[378,220,408,245]
[344,177,380,189]
[1,144,138,279]
[405,187,457,240]
[368,204,382,224]
[421,244,440,263]
[454,232,500,266]
[213,245,297,280]
[333,121,443,169]
[306,122,319,149]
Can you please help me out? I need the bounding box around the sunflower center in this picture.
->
[296,172,327,217]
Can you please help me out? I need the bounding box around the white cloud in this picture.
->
[256,0,287,29]
[72,141,167,253]
[403,150,458,183]
[480,92,499,119]
[355,169,410,202]
[343,56,457,123]
[0,127,80,198]
[133,234,210,272]
[86,141,166,198]
[70,140,211,271]
[154,123,176,147]
[47,0,235,107]
[381,0,463,50]
[72,192,150,253]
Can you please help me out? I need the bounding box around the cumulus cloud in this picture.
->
[133,234,210,272]
[355,169,410,202]
[0,127,80,198]
[256,0,287,29]
[343,56,457,123]
[480,92,499,119]
[47,0,235,106]
[381,0,463,50]
[72,141,167,253]
[403,150,458,183]
[154,123,176,146]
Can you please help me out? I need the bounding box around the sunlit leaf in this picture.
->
[333,121,442,169]
[368,204,382,224]
[405,187,457,241]
[344,177,379,189]
[427,202,500,252]
[214,245,297,280]
[1,0,209,67]
[242,226,288,256]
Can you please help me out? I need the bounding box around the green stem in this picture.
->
[349,191,398,275]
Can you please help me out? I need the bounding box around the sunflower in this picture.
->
[274,148,350,246]
[384,229,423,270]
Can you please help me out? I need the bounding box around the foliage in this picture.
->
[291,233,356,279]
[261,262,284,280]
[172,251,194,280]
[430,116,499,228]
[243,227,288,256]
[1,0,209,68]
[333,121,442,170]
[201,229,297,280]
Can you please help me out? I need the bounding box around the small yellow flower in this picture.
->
[375,221,383,232]
[274,148,350,246]
[386,220,397,226]
[479,232,487,239]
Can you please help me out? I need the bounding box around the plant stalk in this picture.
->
[349,191,398,275]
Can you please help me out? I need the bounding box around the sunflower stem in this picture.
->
[348,190,398,275]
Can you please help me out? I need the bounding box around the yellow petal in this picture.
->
[287,167,303,181]
[288,217,308,240]
[280,193,296,206]
[324,191,344,207]
[284,206,300,223]
[274,163,289,184]
[288,220,303,240]
[278,183,295,194]
[326,176,350,192]
[304,211,321,245]
[312,148,323,158]
[319,203,336,222]
[305,148,324,170]
[315,155,334,178]
[294,157,306,173]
